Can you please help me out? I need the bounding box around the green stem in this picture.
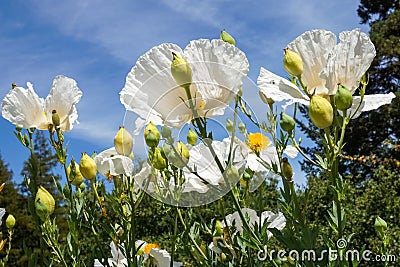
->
[171,209,179,267]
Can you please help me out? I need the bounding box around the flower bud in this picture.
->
[6,214,16,229]
[334,84,353,111]
[238,122,246,135]
[15,125,23,132]
[283,48,303,77]
[187,128,198,146]
[226,119,234,134]
[79,152,97,180]
[282,157,293,181]
[280,113,295,133]
[67,160,83,186]
[114,126,134,156]
[161,125,172,139]
[51,110,60,127]
[144,122,160,147]
[220,30,236,46]
[35,186,55,221]
[215,220,224,236]
[374,216,388,235]
[171,52,192,87]
[225,165,239,183]
[151,147,167,170]
[259,91,274,105]
[309,95,333,129]
[169,142,190,169]
[242,168,254,181]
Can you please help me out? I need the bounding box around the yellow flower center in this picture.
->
[144,243,160,254]
[248,132,270,152]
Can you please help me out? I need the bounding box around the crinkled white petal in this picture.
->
[2,83,48,129]
[349,93,396,118]
[109,241,127,266]
[150,248,183,267]
[257,68,309,109]
[44,75,82,131]
[283,145,299,158]
[260,211,286,239]
[222,208,259,234]
[288,30,336,95]
[184,39,249,116]
[0,208,5,226]
[320,29,376,95]
[94,147,134,177]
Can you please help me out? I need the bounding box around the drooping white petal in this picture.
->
[283,145,299,158]
[320,29,376,95]
[44,76,82,131]
[2,83,48,129]
[0,208,5,226]
[260,211,286,239]
[257,68,309,108]
[288,30,337,95]
[94,147,134,177]
[150,248,182,267]
[349,93,396,118]
[109,241,127,267]
[184,39,249,116]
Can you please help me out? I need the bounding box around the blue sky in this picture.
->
[0,0,369,186]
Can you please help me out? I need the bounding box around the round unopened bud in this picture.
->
[280,113,295,133]
[215,220,224,236]
[114,126,134,156]
[171,52,192,87]
[220,30,236,46]
[225,165,239,183]
[151,147,167,170]
[161,125,172,139]
[374,216,388,235]
[309,95,333,129]
[6,214,16,229]
[169,142,190,169]
[67,160,83,186]
[144,122,160,147]
[79,152,97,180]
[35,186,55,221]
[187,129,198,146]
[259,91,274,105]
[282,157,293,181]
[51,110,60,128]
[226,119,234,134]
[15,125,23,131]
[238,122,246,134]
[283,48,303,77]
[335,84,353,111]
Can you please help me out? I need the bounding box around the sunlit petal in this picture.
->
[350,93,396,118]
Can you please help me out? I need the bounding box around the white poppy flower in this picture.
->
[2,75,82,131]
[94,147,134,178]
[120,39,249,132]
[135,240,182,267]
[220,208,286,236]
[258,29,395,115]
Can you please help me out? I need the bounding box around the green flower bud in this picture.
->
[238,122,246,134]
[226,119,234,134]
[15,125,23,132]
[215,220,224,236]
[187,129,198,146]
[225,165,239,183]
[161,125,172,139]
[35,186,55,221]
[259,91,274,104]
[151,147,167,170]
[169,142,190,169]
[79,183,86,191]
[374,216,388,235]
[309,95,333,129]
[283,48,303,77]
[220,30,236,46]
[6,214,16,229]
[280,113,295,133]
[144,122,160,147]
[335,84,353,111]
[282,157,293,181]
[114,126,134,156]
[171,52,192,87]
[79,152,97,180]
[51,110,60,127]
[242,168,254,181]
[67,160,83,186]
